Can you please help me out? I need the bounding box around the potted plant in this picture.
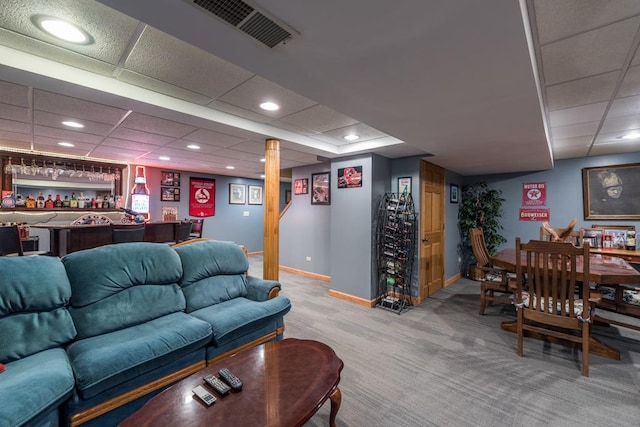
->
[457,182,507,278]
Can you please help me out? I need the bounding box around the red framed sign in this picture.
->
[189,177,215,217]
[522,182,546,206]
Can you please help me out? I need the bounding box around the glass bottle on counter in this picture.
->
[62,195,70,208]
[131,166,150,217]
[25,193,36,209]
[626,231,636,251]
[45,194,54,209]
[70,192,78,209]
[54,194,62,208]
[36,191,45,209]
[78,192,85,209]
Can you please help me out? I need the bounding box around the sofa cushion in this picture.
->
[0,256,76,363]
[0,348,74,427]
[174,240,250,311]
[190,296,291,347]
[66,312,212,399]
[62,243,185,339]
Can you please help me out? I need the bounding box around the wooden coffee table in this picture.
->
[119,338,344,427]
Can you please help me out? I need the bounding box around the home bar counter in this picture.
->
[30,221,183,256]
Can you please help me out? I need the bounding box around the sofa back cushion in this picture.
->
[0,256,77,363]
[174,240,249,312]
[62,242,185,340]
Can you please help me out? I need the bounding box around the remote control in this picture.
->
[204,373,231,395]
[218,367,243,391]
[192,385,217,406]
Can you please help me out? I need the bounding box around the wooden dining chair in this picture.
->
[470,227,516,315]
[514,238,600,376]
[189,218,204,239]
[174,221,193,244]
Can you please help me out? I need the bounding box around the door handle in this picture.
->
[422,238,429,243]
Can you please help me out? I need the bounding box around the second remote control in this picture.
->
[219,368,243,391]
[204,374,231,395]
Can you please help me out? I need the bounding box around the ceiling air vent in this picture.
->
[191,0,295,48]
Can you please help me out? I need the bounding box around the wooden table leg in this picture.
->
[500,320,621,360]
[329,387,342,427]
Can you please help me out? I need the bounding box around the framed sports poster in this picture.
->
[189,177,215,217]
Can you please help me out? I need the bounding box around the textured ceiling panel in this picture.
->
[618,64,640,97]
[117,69,214,105]
[34,90,128,124]
[0,130,31,143]
[0,80,29,106]
[120,113,196,137]
[550,121,599,140]
[321,122,386,143]
[547,102,608,127]
[206,100,272,123]
[545,71,618,111]
[182,128,247,147]
[607,94,640,118]
[0,118,31,134]
[277,104,359,133]
[109,127,175,145]
[0,103,30,122]
[600,114,640,134]
[33,110,114,136]
[34,125,105,144]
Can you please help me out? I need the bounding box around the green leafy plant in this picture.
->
[457,182,506,274]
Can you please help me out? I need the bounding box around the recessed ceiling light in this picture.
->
[159,156,170,161]
[260,174,266,179]
[34,16,92,44]
[621,132,640,140]
[58,142,74,147]
[226,165,235,170]
[343,134,360,141]
[62,120,84,128]
[260,102,280,111]
[187,144,200,150]
[260,158,266,162]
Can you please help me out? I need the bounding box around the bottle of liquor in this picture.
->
[90,197,97,209]
[54,194,62,208]
[36,191,45,209]
[626,231,636,251]
[25,193,36,209]
[102,195,110,209]
[62,195,70,208]
[77,192,85,209]
[131,166,150,218]
[45,194,54,209]
[70,192,78,208]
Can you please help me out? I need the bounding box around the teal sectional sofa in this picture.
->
[0,240,291,427]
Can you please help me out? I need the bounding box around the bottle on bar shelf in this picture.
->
[36,191,45,209]
[77,192,85,209]
[45,194,54,209]
[90,197,97,209]
[62,195,70,208]
[70,192,78,209]
[54,194,62,208]
[25,193,36,209]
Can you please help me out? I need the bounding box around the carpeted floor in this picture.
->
[248,256,640,427]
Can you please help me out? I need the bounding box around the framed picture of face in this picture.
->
[294,178,308,195]
[248,185,263,205]
[583,163,640,219]
[229,183,246,205]
[311,172,330,205]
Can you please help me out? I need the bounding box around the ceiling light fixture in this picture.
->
[343,134,360,141]
[187,144,200,150]
[260,102,280,111]
[33,16,93,44]
[620,132,640,140]
[226,165,235,170]
[159,156,170,161]
[62,120,84,128]
[260,158,266,162]
[58,142,74,147]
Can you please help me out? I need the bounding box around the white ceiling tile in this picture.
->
[0,130,31,144]
[0,117,30,134]
[121,112,196,137]
[600,114,640,134]
[227,140,267,156]
[594,130,635,145]
[321,122,386,143]
[101,137,157,153]
[533,0,640,45]
[548,102,608,127]
[34,125,104,145]
[550,121,599,139]
[551,135,593,148]
[0,80,29,107]
[618,64,640,97]
[218,76,317,119]
[545,71,618,111]
[590,140,640,156]
[553,145,590,159]
[117,70,213,105]
[166,139,224,155]
[109,127,175,145]
[0,102,29,123]
[33,135,97,151]
[540,17,640,85]
[33,110,114,136]
[608,94,640,118]
[34,90,129,125]
[183,128,247,147]
[278,104,359,133]
[206,100,272,123]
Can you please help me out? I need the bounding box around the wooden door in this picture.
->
[419,160,445,300]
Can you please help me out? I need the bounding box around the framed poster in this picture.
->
[311,172,330,205]
[583,163,640,219]
[450,184,459,203]
[161,186,180,201]
[337,166,362,188]
[398,177,411,195]
[248,185,263,205]
[294,178,308,195]
[161,206,178,221]
[161,171,180,187]
[229,183,246,205]
[190,177,215,217]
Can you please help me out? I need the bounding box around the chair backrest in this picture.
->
[0,225,24,256]
[515,238,590,319]
[189,218,204,238]
[112,224,146,244]
[174,221,193,243]
[469,227,491,267]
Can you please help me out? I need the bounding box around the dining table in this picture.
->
[490,248,640,360]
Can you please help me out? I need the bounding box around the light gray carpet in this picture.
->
[248,256,640,427]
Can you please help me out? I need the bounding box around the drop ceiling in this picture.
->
[0,0,639,179]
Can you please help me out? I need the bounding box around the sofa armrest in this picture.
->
[246,276,281,301]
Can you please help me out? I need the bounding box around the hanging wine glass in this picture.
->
[4,157,12,174]
[20,158,28,175]
[51,162,58,180]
